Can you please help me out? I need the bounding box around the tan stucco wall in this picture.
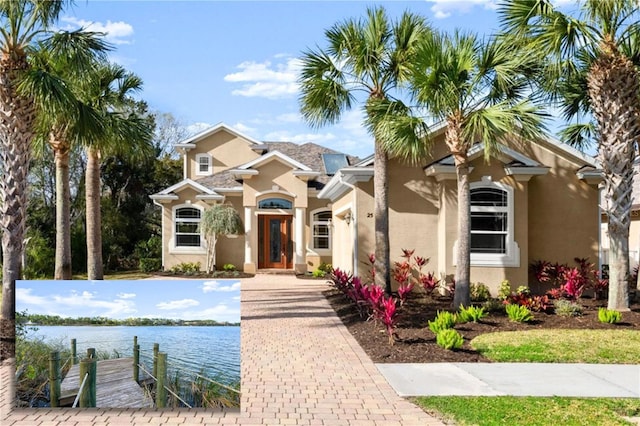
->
[185,130,260,179]
[334,134,599,295]
[242,160,308,208]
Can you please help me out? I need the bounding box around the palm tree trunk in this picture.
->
[0,55,35,361]
[86,147,103,280]
[52,135,73,280]
[587,42,640,310]
[373,139,391,294]
[453,162,471,308]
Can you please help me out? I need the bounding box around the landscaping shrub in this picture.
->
[170,262,201,275]
[598,308,622,324]
[497,280,512,301]
[378,296,399,345]
[553,299,583,317]
[457,305,487,323]
[223,263,236,272]
[428,310,457,334]
[482,298,504,313]
[139,257,161,273]
[505,304,534,322]
[392,248,434,299]
[436,329,464,350]
[470,282,491,302]
[533,257,602,300]
[311,269,326,278]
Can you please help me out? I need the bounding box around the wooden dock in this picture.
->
[60,358,153,408]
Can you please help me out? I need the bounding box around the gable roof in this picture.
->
[174,122,265,150]
[194,141,360,191]
[150,178,224,201]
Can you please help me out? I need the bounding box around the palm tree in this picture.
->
[298,6,429,294]
[500,0,640,310]
[28,35,111,280]
[369,31,545,307]
[201,204,245,273]
[80,63,153,280]
[0,0,103,360]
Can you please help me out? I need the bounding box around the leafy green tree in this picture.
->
[500,0,640,310]
[298,6,430,294]
[201,204,244,273]
[369,31,544,307]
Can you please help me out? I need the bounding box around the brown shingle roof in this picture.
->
[194,142,360,190]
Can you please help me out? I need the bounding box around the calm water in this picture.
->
[27,325,240,385]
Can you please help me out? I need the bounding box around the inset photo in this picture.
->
[15,278,240,410]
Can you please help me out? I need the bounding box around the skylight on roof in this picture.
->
[322,153,348,175]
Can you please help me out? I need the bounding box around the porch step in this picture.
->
[257,269,297,275]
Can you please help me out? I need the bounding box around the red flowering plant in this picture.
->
[420,272,440,294]
[376,295,399,345]
[391,249,437,301]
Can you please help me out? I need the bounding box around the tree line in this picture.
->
[18,312,239,327]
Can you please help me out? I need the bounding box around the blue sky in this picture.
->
[55,0,576,159]
[16,279,241,323]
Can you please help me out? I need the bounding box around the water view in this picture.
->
[26,325,240,384]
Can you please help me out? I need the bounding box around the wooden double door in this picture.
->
[258,215,293,269]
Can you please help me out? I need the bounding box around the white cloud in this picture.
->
[425,0,498,19]
[59,16,134,45]
[224,57,301,99]
[186,122,212,137]
[276,113,301,124]
[117,293,136,299]
[201,281,241,293]
[232,122,258,134]
[17,288,137,317]
[156,299,200,310]
[179,304,240,322]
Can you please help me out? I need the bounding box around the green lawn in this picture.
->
[471,329,640,364]
[414,396,640,426]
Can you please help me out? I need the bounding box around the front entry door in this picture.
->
[258,215,293,269]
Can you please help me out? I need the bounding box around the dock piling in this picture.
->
[79,357,97,408]
[155,352,167,408]
[48,351,61,407]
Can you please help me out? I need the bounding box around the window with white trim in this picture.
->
[468,181,519,267]
[311,210,332,251]
[470,187,508,253]
[195,154,212,176]
[175,207,202,247]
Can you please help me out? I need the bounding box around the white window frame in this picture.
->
[468,181,519,267]
[171,204,205,253]
[195,153,212,176]
[309,208,332,255]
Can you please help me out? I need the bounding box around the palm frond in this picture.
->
[558,121,596,151]
[365,97,430,165]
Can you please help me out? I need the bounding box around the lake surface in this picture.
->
[26,325,240,385]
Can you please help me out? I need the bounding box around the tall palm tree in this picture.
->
[28,35,110,280]
[298,6,429,294]
[81,63,153,280]
[369,31,545,307]
[500,0,640,310]
[0,0,102,360]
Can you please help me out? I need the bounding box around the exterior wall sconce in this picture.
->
[344,212,352,225]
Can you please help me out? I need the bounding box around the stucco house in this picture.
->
[151,122,601,293]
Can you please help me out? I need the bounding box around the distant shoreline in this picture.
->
[20,314,239,327]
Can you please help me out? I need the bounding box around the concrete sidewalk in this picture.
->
[377,362,640,397]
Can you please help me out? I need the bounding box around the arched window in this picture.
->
[174,207,202,247]
[468,181,519,267]
[258,198,292,209]
[311,210,332,251]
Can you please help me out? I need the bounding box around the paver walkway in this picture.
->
[241,274,444,425]
[1,274,443,425]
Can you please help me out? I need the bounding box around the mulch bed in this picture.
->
[324,288,640,363]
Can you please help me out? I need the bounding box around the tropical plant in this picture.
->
[298,6,430,295]
[505,304,534,322]
[201,204,244,273]
[80,63,154,279]
[428,310,457,334]
[368,30,545,307]
[500,0,640,310]
[436,328,464,350]
[0,0,103,360]
[470,282,491,302]
[598,307,622,324]
[553,299,584,317]
[457,305,488,323]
